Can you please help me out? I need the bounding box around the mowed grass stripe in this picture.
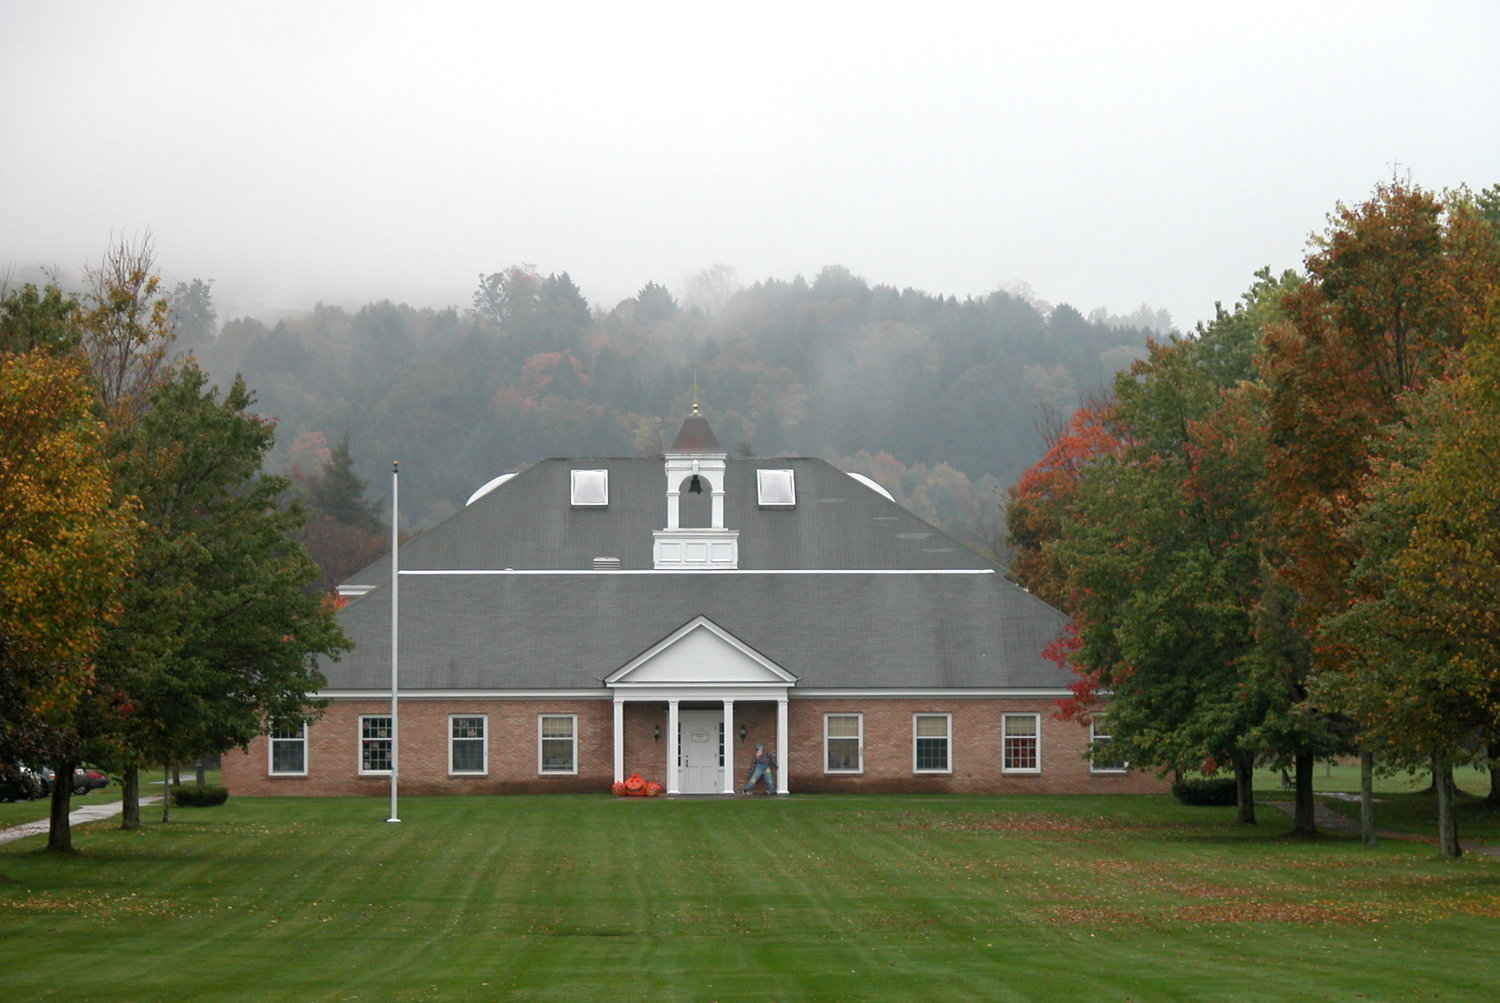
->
[3,794,1499,1001]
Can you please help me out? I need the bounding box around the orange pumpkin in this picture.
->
[611,781,628,796]
[645,780,663,797]
[623,772,645,793]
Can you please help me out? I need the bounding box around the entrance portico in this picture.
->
[606,616,795,795]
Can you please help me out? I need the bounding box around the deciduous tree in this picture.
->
[1263,179,1500,854]
[79,234,175,424]
[0,349,138,851]
[1005,398,1119,609]
[95,364,350,827]
[1321,293,1500,857]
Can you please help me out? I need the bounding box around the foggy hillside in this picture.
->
[184,265,1159,550]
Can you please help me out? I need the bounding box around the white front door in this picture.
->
[678,710,723,794]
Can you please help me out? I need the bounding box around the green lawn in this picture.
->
[1251,762,1493,797]
[0,769,218,829]
[1247,764,1500,842]
[3,794,1499,1002]
[0,780,122,828]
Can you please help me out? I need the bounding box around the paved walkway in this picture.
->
[0,796,161,846]
[1270,798,1500,858]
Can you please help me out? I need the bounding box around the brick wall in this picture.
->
[223,695,1167,797]
[784,698,1162,794]
[224,699,613,797]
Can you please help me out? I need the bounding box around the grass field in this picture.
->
[3,793,1500,1001]
[0,769,220,829]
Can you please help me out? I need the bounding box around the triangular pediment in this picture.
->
[607,616,797,686]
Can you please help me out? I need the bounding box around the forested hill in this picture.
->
[185,265,1162,547]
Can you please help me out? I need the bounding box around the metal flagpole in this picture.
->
[387,461,401,823]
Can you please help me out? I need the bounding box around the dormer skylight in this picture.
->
[570,469,608,507]
[757,468,796,507]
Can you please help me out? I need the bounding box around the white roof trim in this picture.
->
[319,689,613,700]
[318,687,1068,700]
[397,568,996,576]
[792,689,1074,699]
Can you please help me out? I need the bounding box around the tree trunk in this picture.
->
[1487,740,1500,808]
[1359,748,1376,847]
[121,764,140,830]
[1233,749,1257,824]
[46,758,76,853]
[195,760,206,786]
[1290,752,1317,837]
[1434,758,1462,860]
[161,762,171,824]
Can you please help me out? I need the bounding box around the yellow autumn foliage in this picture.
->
[0,349,138,726]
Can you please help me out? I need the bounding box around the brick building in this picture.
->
[221,407,1164,797]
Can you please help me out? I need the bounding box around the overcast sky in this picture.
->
[3,1,1497,332]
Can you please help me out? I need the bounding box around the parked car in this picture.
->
[36,766,107,796]
[0,764,45,802]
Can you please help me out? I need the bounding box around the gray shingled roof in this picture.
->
[326,432,1074,697]
[346,456,994,585]
[323,571,1071,693]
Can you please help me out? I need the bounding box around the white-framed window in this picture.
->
[913,713,951,773]
[1090,715,1128,774]
[570,469,608,507]
[756,468,796,506]
[359,714,393,774]
[824,713,862,773]
[268,721,307,776]
[1002,713,1040,774]
[449,714,487,775]
[539,714,577,774]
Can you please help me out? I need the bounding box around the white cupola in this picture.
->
[653,403,738,569]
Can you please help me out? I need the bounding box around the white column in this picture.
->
[612,697,624,783]
[722,699,736,794]
[666,489,680,530]
[776,696,790,794]
[666,699,681,795]
[711,488,725,529]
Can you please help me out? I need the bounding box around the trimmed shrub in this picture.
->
[1172,777,1238,807]
[171,784,229,807]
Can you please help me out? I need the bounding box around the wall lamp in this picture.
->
[653,724,661,743]
[739,724,747,743]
